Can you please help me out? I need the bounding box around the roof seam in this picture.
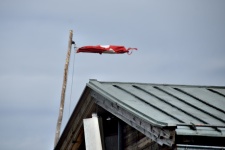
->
[174,88,225,114]
[155,86,225,124]
[133,85,208,124]
[207,89,225,98]
[113,84,185,123]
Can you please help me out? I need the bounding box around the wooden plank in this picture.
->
[65,99,96,150]
[125,137,152,150]
[60,94,95,150]
[71,131,83,150]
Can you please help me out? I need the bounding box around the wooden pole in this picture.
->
[54,30,73,147]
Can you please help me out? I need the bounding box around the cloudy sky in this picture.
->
[1,0,225,149]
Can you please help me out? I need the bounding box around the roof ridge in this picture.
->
[89,79,225,88]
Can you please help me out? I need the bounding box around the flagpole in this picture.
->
[54,30,74,147]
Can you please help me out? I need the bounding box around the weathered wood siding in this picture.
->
[123,124,159,150]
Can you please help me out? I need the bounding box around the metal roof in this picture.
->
[87,79,225,137]
[55,79,225,149]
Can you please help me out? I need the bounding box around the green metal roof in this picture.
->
[88,79,225,126]
[55,79,225,149]
[87,79,225,137]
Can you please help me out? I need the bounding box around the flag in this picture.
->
[76,45,137,54]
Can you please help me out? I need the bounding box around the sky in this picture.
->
[0,0,225,150]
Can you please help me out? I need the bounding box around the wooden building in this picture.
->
[54,79,225,150]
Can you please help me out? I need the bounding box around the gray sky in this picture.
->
[1,0,225,149]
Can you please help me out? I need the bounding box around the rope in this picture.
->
[68,44,77,116]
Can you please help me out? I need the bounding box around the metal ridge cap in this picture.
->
[88,79,225,89]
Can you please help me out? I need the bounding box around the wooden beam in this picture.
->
[71,130,84,150]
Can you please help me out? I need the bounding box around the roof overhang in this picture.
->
[89,88,175,146]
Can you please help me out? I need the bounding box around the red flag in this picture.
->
[76,45,137,54]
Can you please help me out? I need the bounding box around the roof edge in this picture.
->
[89,79,225,88]
[87,79,168,127]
